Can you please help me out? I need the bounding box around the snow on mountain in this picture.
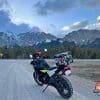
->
[0,31,57,47]
[63,29,100,45]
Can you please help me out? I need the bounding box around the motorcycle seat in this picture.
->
[48,66,57,70]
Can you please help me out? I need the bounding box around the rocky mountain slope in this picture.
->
[63,29,100,45]
[0,31,56,47]
[0,29,100,48]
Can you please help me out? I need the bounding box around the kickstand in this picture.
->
[42,84,49,92]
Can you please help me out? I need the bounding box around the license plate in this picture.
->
[65,70,71,76]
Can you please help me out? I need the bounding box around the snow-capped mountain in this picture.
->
[17,32,56,46]
[0,31,57,47]
[0,32,17,47]
[0,29,100,48]
[83,38,100,48]
[63,29,100,45]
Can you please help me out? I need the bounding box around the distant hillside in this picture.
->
[36,39,76,49]
[63,29,100,45]
[0,32,17,47]
[0,29,100,49]
[17,32,56,46]
[83,38,100,48]
[0,31,56,47]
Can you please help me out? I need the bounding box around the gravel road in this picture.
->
[0,60,100,100]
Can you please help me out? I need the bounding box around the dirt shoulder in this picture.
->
[71,64,100,82]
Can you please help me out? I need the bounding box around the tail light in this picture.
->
[64,66,71,71]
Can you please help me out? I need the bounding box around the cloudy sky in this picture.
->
[0,0,100,37]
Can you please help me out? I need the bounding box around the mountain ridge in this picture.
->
[0,29,100,48]
[63,29,100,45]
[0,31,57,47]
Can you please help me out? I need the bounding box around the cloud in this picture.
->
[34,0,100,16]
[71,20,89,29]
[62,20,89,31]
[83,25,90,29]
[0,0,12,12]
[95,16,100,29]
[0,10,40,33]
[80,0,100,8]
[0,0,35,27]
[0,1,31,33]
[34,0,76,15]
[62,26,70,31]
[62,16,100,33]
[97,16,100,20]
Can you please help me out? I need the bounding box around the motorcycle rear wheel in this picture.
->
[56,76,73,99]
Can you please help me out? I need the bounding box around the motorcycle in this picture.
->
[30,54,73,99]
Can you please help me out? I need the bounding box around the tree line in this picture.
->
[0,45,100,59]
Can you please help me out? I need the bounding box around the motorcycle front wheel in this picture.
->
[33,72,43,86]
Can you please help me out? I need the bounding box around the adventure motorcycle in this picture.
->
[30,54,73,99]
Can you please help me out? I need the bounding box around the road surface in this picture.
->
[0,60,100,100]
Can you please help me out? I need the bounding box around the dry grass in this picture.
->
[71,64,100,82]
